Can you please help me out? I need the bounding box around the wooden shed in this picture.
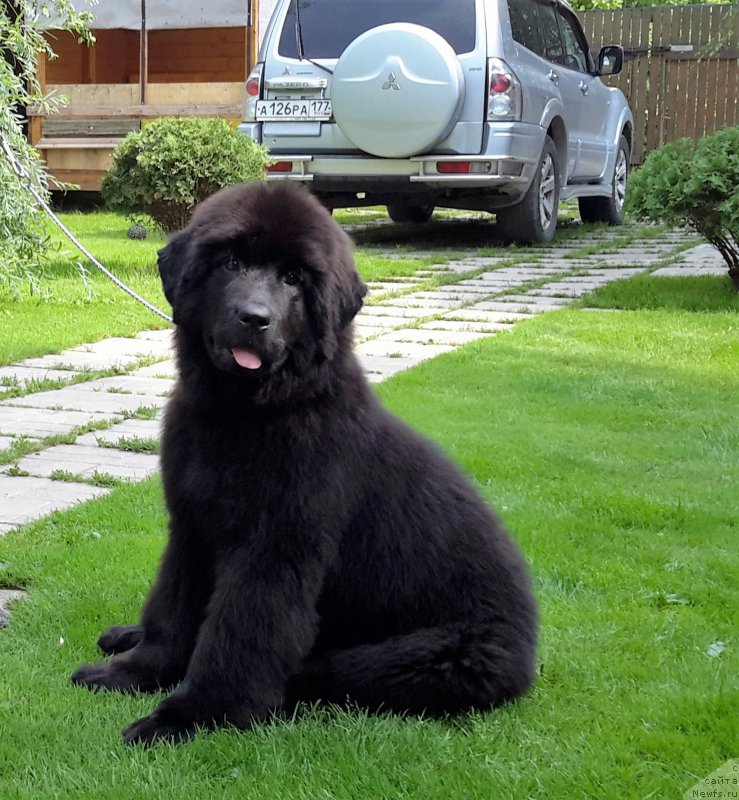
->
[30,0,270,190]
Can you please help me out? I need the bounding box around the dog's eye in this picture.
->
[225,255,239,272]
[283,270,302,286]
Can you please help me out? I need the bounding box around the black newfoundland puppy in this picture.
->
[72,183,538,745]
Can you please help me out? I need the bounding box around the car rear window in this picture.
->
[276,0,477,58]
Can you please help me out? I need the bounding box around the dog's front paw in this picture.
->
[71,660,155,693]
[122,711,198,746]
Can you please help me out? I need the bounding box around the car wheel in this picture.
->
[386,203,435,224]
[497,135,560,244]
[578,135,629,225]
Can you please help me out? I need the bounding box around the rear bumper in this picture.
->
[238,121,544,199]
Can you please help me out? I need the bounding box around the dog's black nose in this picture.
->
[238,302,272,331]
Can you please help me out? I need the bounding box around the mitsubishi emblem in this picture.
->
[381,72,401,90]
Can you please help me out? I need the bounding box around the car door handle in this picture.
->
[579,80,589,95]
[547,70,559,85]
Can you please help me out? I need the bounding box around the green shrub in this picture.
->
[627,126,739,291]
[101,118,271,233]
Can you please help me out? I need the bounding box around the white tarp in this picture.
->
[42,0,250,30]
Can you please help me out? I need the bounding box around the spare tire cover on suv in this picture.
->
[331,23,465,158]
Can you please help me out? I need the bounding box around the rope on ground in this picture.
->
[0,135,173,324]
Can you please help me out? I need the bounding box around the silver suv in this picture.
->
[238,0,632,243]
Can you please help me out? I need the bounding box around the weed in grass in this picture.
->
[5,465,29,477]
[123,405,159,421]
[98,436,159,454]
[50,468,123,488]
[0,436,41,467]
[49,469,83,483]
[88,471,125,488]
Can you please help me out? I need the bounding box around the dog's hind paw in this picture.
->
[122,712,198,747]
[98,624,143,655]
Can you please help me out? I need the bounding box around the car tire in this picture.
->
[578,135,629,225]
[497,135,560,244]
[386,203,435,224]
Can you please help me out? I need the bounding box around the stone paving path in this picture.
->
[0,228,726,542]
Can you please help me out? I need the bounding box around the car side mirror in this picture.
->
[597,45,624,76]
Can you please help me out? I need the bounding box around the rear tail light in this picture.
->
[487,58,521,121]
[243,62,264,122]
[267,161,293,173]
[437,161,498,175]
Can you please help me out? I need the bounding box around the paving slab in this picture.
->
[587,253,664,266]
[356,340,455,361]
[354,326,390,341]
[16,444,160,481]
[453,281,522,294]
[652,264,727,277]
[19,351,144,373]
[0,474,109,527]
[380,328,493,346]
[0,365,82,388]
[409,289,493,302]
[71,336,173,359]
[77,375,174,397]
[493,294,573,307]
[0,589,27,626]
[130,360,178,379]
[354,317,410,332]
[0,434,23,452]
[75,418,162,447]
[461,300,542,313]
[360,357,427,382]
[584,267,648,277]
[0,406,118,438]
[558,274,624,282]
[527,283,602,297]
[479,268,565,279]
[359,307,428,320]
[444,308,534,323]
[381,297,464,312]
[419,319,513,333]
[2,385,168,415]
[136,329,175,343]
[367,281,423,294]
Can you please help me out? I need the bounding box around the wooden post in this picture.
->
[246,0,259,72]
[139,0,148,105]
[29,50,46,146]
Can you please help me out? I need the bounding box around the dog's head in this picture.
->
[157,183,367,382]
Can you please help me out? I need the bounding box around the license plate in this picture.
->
[256,99,332,121]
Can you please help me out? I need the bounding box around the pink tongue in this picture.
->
[231,347,262,370]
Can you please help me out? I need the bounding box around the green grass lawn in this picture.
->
[0,211,434,366]
[582,273,739,312]
[1,302,736,798]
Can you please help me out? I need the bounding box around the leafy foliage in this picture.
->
[0,0,93,297]
[101,118,271,233]
[627,127,739,291]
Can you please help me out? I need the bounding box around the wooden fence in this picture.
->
[578,4,739,163]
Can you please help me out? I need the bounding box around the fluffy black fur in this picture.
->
[71,183,538,745]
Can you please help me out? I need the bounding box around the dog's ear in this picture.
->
[157,231,190,311]
[313,257,367,360]
[340,269,367,328]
